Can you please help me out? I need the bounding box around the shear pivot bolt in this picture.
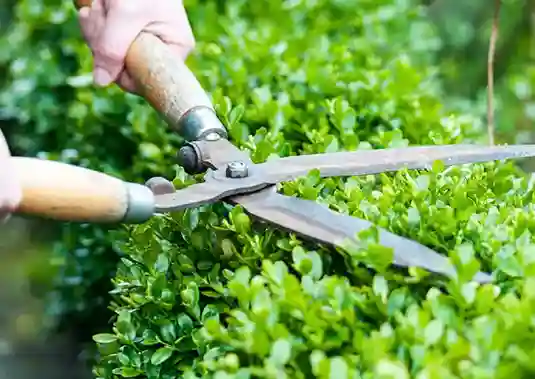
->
[226,161,248,178]
[177,145,202,175]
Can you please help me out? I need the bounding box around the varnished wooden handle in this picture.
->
[75,0,91,7]
[13,157,155,224]
[74,0,227,141]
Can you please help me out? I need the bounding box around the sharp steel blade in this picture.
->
[153,176,271,212]
[153,181,223,212]
[256,144,535,184]
[154,144,535,212]
[231,188,493,283]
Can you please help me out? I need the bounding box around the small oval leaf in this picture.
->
[151,346,174,365]
[92,333,117,344]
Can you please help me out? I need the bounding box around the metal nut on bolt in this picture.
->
[225,161,248,178]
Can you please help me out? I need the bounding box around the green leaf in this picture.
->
[329,357,348,379]
[92,333,117,344]
[116,311,136,342]
[177,255,196,273]
[228,104,245,126]
[201,304,220,323]
[221,239,237,259]
[160,320,177,343]
[269,339,291,366]
[424,319,444,346]
[181,282,200,308]
[232,211,251,235]
[372,275,389,303]
[374,359,409,379]
[154,253,170,273]
[112,367,144,378]
[177,313,194,335]
[151,346,174,365]
[141,329,160,346]
[150,274,167,299]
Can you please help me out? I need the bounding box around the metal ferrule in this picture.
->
[177,106,228,142]
[123,183,156,224]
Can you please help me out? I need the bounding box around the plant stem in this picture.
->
[487,0,501,145]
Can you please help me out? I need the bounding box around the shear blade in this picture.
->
[257,144,535,184]
[231,188,492,283]
[155,144,535,213]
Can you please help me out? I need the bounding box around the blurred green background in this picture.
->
[0,0,534,378]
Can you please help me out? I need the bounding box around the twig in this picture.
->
[487,0,501,145]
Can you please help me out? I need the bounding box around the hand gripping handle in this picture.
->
[12,157,154,224]
[74,0,227,142]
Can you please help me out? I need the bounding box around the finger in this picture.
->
[78,0,105,43]
[116,71,139,94]
[92,4,148,86]
[142,21,195,66]
[91,0,105,17]
[143,6,196,52]
[77,7,93,41]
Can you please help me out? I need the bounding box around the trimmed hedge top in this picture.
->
[4,0,535,378]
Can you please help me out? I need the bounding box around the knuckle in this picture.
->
[98,45,123,63]
[95,40,125,65]
[112,0,142,15]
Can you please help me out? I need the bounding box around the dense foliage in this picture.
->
[4,0,535,377]
[0,0,457,341]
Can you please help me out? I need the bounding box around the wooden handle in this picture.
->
[74,0,227,141]
[12,157,155,224]
[75,0,91,7]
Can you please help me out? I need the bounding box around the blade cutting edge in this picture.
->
[257,144,535,184]
[230,188,492,283]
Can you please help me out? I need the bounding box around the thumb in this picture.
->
[92,7,147,86]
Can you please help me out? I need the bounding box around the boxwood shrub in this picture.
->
[0,0,459,342]
[5,0,535,377]
[79,1,535,378]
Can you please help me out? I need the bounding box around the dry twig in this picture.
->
[487,0,501,145]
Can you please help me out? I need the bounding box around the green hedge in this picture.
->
[84,1,535,378]
[0,0,457,342]
[5,0,534,377]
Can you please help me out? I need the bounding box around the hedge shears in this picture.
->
[11,1,535,283]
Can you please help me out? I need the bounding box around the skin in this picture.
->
[0,0,194,222]
[0,131,22,222]
[78,0,195,92]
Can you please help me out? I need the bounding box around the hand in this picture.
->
[0,131,22,223]
[78,0,195,93]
